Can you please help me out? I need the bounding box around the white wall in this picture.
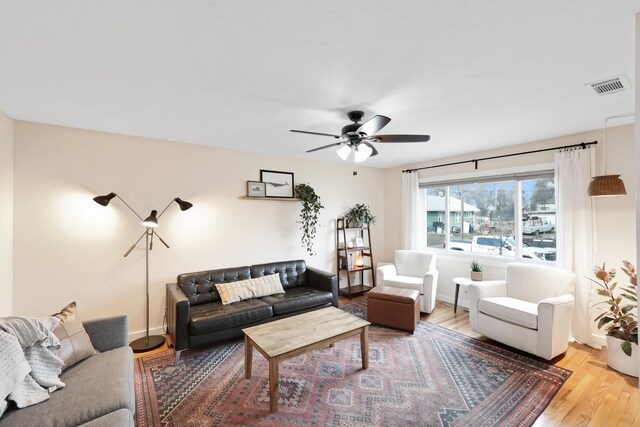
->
[12,121,385,337]
[0,111,13,316]
[9,118,637,342]
[383,125,637,325]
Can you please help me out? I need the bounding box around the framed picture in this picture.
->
[354,237,365,247]
[247,181,266,197]
[260,170,295,198]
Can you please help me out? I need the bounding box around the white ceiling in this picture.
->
[0,1,638,168]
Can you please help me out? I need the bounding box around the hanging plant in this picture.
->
[345,203,376,227]
[294,183,324,256]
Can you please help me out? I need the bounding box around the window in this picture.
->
[521,177,556,261]
[421,171,556,262]
[426,186,445,250]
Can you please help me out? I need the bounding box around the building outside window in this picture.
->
[422,172,556,262]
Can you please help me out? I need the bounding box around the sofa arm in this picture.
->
[83,315,128,352]
[376,264,398,287]
[539,294,575,307]
[166,283,191,352]
[421,269,439,313]
[306,267,338,307]
[537,294,575,360]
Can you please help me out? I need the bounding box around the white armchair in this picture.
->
[376,250,438,313]
[468,262,576,360]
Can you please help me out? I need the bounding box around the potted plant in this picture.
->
[345,203,376,228]
[470,259,483,281]
[294,183,324,256]
[591,261,638,377]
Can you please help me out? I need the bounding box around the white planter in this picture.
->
[470,271,483,281]
[606,336,639,378]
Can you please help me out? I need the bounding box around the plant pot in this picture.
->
[606,335,639,377]
[470,271,483,281]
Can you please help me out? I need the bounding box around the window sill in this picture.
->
[426,248,556,267]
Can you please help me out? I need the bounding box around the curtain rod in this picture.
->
[402,140,597,173]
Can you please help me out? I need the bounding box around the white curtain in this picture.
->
[402,171,425,250]
[555,148,600,348]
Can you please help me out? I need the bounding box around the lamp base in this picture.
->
[130,335,165,353]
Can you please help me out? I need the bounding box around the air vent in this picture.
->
[587,75,631,95]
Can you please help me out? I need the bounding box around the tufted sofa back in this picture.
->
[177,267,251,305]
[250,260,307,289]
[177,260,308,306]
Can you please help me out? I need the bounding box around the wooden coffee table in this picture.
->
[242,306,370,412]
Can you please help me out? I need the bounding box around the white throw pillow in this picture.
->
[250,274,285,298]
[215,281,254,305]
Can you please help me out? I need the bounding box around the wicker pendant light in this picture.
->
[587,174,627,196]
[588,115,631,197]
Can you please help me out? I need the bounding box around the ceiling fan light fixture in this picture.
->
[354,144,373,163]
[293,111,430,160]
[336,145,351,160]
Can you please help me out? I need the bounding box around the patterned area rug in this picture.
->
[135,301,571,426]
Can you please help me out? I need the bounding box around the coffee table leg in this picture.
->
[269,358,279,412]
[361,325,369,369]
[244,335,253,379]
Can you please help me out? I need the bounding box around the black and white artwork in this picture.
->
[260,170,294,198]
[247,181,266,197]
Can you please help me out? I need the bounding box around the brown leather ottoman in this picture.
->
[367,286,420,333]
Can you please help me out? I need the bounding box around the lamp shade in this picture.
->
[93,192,116,206]
[174,197,193,211]
[142,210,159,228]
[587,175,627,197]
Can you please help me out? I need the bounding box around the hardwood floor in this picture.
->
[136,296,639,426]
[417,299,640,427]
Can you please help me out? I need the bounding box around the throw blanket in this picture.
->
[0,317,65,417]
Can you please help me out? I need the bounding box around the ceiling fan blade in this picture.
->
[290,129,341,138]
[356,115,391,136]
[306,142,344,153]
[362,141,378,157]
[373,134,431,143]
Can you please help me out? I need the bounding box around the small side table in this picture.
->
[452,276,478,313]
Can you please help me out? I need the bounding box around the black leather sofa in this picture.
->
[166,259,338,363]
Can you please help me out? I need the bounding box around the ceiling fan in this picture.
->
[290,111,431,163]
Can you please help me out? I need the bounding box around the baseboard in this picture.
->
[437,293,469,310]
[437,294,454,304]
[128,326,166,341]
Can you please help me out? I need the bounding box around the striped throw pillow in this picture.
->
[215,274,285,305]
[250,274,285,298]
[215,280,254,305]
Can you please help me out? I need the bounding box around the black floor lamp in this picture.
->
[93,192,193,352]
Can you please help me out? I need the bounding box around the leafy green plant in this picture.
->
[345,203,376,227]
[470,259,483,272]
[591,261,638,356]
[294,183,324,256]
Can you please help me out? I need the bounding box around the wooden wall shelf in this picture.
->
[240,196,301,201]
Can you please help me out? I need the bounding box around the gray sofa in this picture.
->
[167,259,338,363]
[0,316,135,427]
